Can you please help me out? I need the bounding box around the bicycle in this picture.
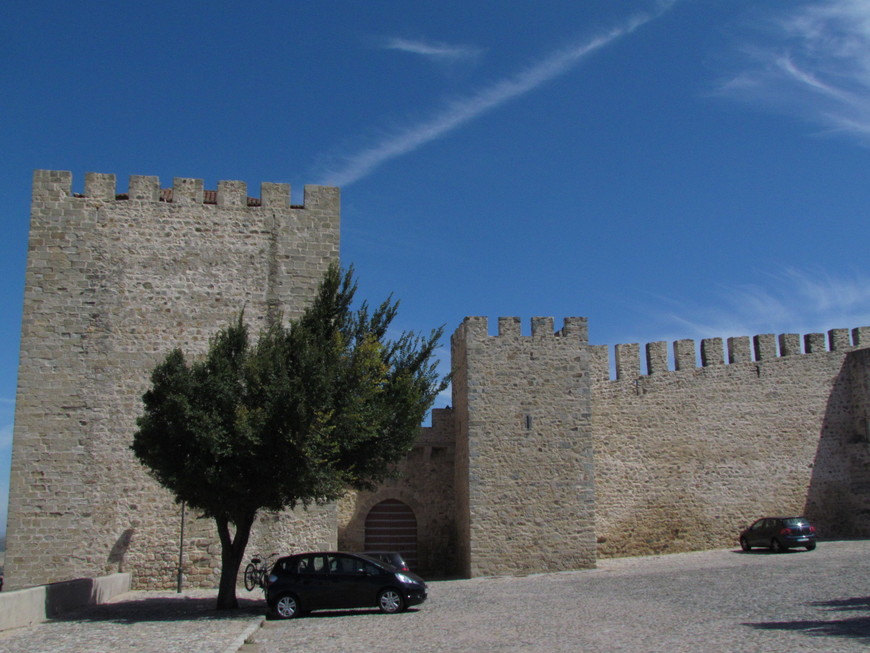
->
[243,553,278,591]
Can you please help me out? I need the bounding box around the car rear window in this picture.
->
[782,518,807,527]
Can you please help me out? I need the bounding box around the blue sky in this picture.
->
[3,0,870,538]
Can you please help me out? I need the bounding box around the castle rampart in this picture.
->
[591,324,870,558]
[444,315,870,570]
[596,326,870,381]
[7,170,340,590]
[13,169,870,587]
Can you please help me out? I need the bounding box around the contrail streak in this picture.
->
[318,7,671,187]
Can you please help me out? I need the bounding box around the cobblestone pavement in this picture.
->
[3,541,870,652]
[0,590,266,653]
[243,540,870,653]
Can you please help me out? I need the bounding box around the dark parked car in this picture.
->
[265,551,427,619]
[739,516,817,552]
[362,551,410,572]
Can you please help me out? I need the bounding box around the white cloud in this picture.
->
[319,4,674,187]
[651,268,870,343]
[380,37,484,63]
[718,0,870,143]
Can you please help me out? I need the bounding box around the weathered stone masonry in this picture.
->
[7,170,340,590]
[358,317,870,577]
[451,316,596,577]
[10,169,870,590]
[589,327,870,558]
[337,408,458,578]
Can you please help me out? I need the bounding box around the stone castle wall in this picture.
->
[337,408,457,578]
[450,316,597,577]
[443,317,870,575]
[589,327,870,558]
[7,170,340,590]
[10,168,870,588]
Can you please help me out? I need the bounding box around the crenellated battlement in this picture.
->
[455,315,589,342]
[31,169,338,210]
[454,315,870,383]
[596,325,870,381]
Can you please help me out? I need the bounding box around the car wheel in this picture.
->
[739,537,751,552]
[771,538,784,553]
[243,563,257,591]
[805,543,816,551]
[274,594,301,619]
[378,588,405,614]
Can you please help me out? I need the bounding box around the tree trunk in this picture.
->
[215,513,255,610]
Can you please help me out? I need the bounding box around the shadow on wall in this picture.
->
[338,489,458,579]
[107,529,135,572]
[44,578,102,618]
[45,593,264,624]
[805,349,870,538]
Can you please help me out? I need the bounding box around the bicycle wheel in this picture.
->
[243,563,258,591]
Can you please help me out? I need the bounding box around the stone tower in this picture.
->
[450,316,597,576]
[6,170,340,590]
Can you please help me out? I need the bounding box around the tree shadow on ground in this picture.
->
[48,595,266,624]
[746,597,870,642]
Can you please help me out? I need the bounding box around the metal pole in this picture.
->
[176,501,186,593]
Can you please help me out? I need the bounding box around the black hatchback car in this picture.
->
[739,516,817,552]
[265,551,427,619]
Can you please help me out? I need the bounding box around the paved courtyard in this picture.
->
[2,540,869,652]
[243,540,870,652]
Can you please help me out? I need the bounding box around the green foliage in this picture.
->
[132,263,447,597]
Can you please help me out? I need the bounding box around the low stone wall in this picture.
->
[0,572,131,631]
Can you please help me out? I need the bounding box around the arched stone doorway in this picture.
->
[364,499,418,570]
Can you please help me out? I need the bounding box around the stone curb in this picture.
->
[223,615,266,653]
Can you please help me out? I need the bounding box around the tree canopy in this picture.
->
[132,264,447,608]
